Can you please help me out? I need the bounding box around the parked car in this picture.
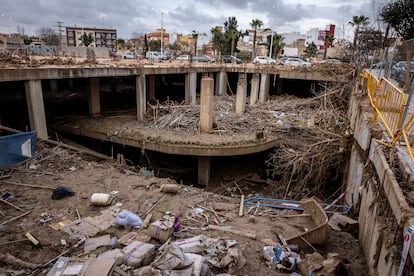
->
[176,54,190,62]
[276,56,289,65]
[372,61,396,69]
[391,61,414,85]
[122,52,136,59]
[284,57,311,67]
[220,55,242,64]
[109,51,120,58]
[146,51,162,60]
[193,55,215,63]
[253,56,276,65]
[319,59,342,64]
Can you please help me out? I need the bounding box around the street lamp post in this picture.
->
[160,12,164,58]
[268,3,277,59]
[1,14,12,38]
[78,16,86,47]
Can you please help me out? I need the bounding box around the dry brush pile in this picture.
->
[142,80,353,199]
[264,82,353,200]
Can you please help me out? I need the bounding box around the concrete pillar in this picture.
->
[259,73,270,103]
[249,74,260,106]
[216,71,227,96]
[148,75,156,103]
[200,75,214,132]
[185,72,197,105]
[198,156,211,186]
[67,78,74,89]
[276,76,283,94]
[136,75,147,121]
[88,78,101,117]
[235,74,247,114]
[25,80,48,139]
[50,80,58,94]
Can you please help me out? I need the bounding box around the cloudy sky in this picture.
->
[1,0,383,40]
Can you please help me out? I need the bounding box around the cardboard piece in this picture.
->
[122,241,156,268]
[185,253,204,276]
[147,215,175,242]
[84,234,111,252]
[49,219,73,231]
[98,249,124,265]
[47,257,115,276]
[83,258,115,276]
[328,213,358,231]
[60,207,118,239]
[172,235,206,254]
[152,244,193,271]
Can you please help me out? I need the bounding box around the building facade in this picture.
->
[66,26,117,51]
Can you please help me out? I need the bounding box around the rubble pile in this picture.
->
[0,141,367,275]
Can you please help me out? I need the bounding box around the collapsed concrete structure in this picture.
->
[0,58,413,274]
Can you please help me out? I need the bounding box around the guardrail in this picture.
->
[361,70,414,165]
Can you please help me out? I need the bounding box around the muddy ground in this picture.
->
[0,142,367,275]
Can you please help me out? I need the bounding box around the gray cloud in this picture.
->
[0,0,375,39]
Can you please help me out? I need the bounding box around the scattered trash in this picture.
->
[139,167,154,177]
[172,235,206,254]
[2,191,15,202]
[263,245,301,271]
[152,244,193,270]
[90,193,114,206]
[118,232,151,246]
[328,213,358,232]
[160,184,179,193]
[46,257,116,276]
[148,215,175,241]
[49,218,73,231]
[51,186,75,200]
[84,234,111,252]
[122,241,156,268]
[305,252,346,275]
[60,207,119,239]
[0,253,40,269]
[116,210,143,228]
[205,238,246,274]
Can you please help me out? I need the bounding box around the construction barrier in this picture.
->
[361,70,414,165]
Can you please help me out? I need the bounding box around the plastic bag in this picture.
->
[116,210,142,227]
[51,186,75,200]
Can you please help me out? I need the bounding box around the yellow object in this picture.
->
[25,232,39,246]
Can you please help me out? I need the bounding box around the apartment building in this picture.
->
[66,26,117,51]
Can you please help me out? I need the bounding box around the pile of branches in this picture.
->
[143,81,353,199]
[265,82,353,200]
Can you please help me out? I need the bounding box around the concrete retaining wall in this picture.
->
[346,84,414,275]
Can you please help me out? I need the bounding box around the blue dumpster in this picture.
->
[0,131,37,168]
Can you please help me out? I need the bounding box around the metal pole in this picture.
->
[160,12,164,58]
[268,3,277,59]
[269,31,274,59]
[400,78,414,129]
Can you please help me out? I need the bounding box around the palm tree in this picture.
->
[229,29,240,57]
[267,33,284,59]
[250,19,263,58]
[210,27,225,60]
[349,15,369,49]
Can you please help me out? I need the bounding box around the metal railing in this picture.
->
[361,70,414,165]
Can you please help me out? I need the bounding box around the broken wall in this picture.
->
[345,81,414,275]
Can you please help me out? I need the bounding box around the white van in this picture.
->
[146,51,162,60]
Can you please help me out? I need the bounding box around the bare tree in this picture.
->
[37,27,60,46]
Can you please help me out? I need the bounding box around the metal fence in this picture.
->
[361,70,414,164]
